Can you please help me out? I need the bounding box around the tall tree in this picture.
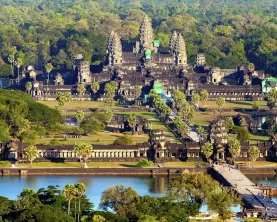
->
[216,97,225,115]
[25,81,32,93]
[91,82,100,94]
[127,114,137,132]
[45,63,53,99]
[207,188,241,221]
[77,83,86,100]
[74,110,85,123]
[75,183,86,221]
[201,142,213,162]
[24,145,37,168]
[228,139,241,164]
[133,86,141,99]
[100,185,139,216]
[200,89,208,106]
[248,146,260,168]
[15,58,22,87]
[63,184,77,215]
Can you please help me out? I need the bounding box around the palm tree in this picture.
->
[8,54,15,74]
[216,97,225,116]
[83,144,93,168]
[77,83,86,100]
[25,82,32,94]
[75,183,86,221]
[127,114,137,132]
[15,58,22,87]
[63,184,77,215]
[75,110,85,123]
[201,142,213,162]
[91,82,100,94]
[45,63,53,98]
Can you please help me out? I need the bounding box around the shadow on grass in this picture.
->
[120,164,138,167]
[229,101,252,106]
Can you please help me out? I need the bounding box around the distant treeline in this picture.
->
[0,0,276,75]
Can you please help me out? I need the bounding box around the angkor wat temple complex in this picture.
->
[21,15,269,102]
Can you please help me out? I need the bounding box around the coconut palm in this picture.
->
[75,183,86,221]
[15,58,22,87]
[228,139,241,164]
[63,184,77,215]
[216,97,225,116]
[8,54,15,73]
[77,83,86,100]
[201,142,213,162]
[74,110,85,123]
[91,82,100,94]
[25,82,32,94]
[248,63,255,73]
[45,63,53,98]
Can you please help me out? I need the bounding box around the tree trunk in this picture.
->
[78,198,81,221]
[79,158,82,168]
[47,72,49,99]
[68,200,71,215]
[75,200,76,219]
[30,161,32,168]
[17,68,20,87]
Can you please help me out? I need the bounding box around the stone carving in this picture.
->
[169,31,178,54]
[196,53,206,67]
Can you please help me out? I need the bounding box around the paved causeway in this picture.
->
[213,165,277,218]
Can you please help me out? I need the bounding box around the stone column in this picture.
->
[130,152,133,157]
[99,152,102,158]
[144,150,147,157]
[107,152,109,158]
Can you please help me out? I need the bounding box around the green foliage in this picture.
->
[136,159,153,167]
[80,117,105,134]
[49,139,60,146]
[248,146,260,167]
[216,97,225,114]
[75,110,85,123]
[24,145,38,168]
[225,116,234,131]
[113,136,133,145]
[207,188,241,221]
[74,142,93,168]
[93,215,106,222]
[228,139,241,161]
[100,185,139,216]
[233,126,250,142]
[201,142,213,160]
[0,64,12,77]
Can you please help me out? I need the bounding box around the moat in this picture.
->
[0,174,276,212]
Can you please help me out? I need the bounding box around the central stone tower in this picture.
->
[106,31,123,66]
[139,16,154,53]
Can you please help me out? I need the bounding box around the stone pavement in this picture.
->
[213,164,277,218]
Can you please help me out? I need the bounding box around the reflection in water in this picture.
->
[0,174,276,211]
[149,176,169,194]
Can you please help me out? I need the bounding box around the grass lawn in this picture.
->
[40,100,121,110]
[236,161,277,168]
[36,131,149,145]
[163,162,206,168]
[16,162,139,168]
[202,100,267,110]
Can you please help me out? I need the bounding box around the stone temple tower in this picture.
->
[174,33,188,66]
[139,16,154,53]
[107,31,123,66]
[169,31,178,54]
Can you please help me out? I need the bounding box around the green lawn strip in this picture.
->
[40,101,120,110]
[202,100,267,110]
[36,131,149,145]
[236,161,277,168]
[15,161,139,168]
[162,162,205,168]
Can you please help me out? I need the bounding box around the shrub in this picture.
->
[80,117,105,134]
[136,159,153,167]
[49,139,60,146]
[113,136,133,145]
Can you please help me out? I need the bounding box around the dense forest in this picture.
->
[0,0,276,75]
